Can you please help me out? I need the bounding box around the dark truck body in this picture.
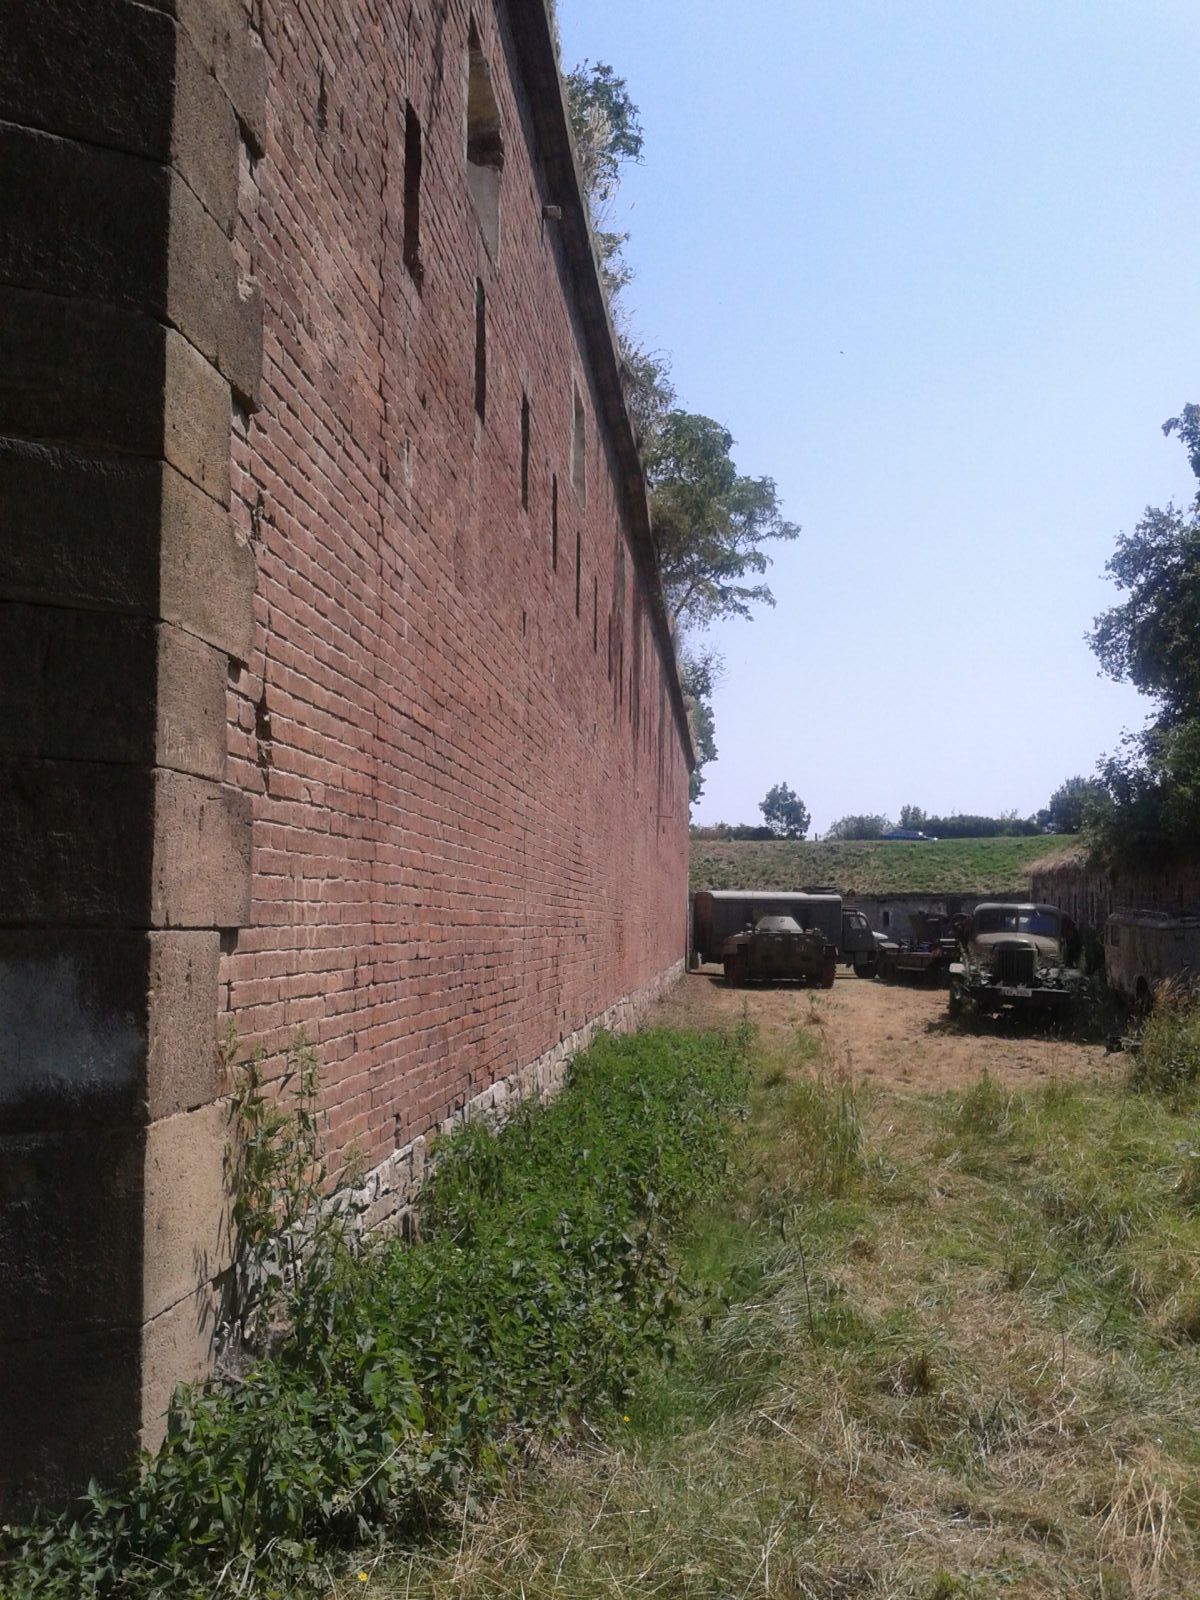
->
[691,890,877,974]
[721,915,837,988]
[877,909,958,983]
[948,901,1081,1016]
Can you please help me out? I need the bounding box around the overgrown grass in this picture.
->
[0,1028,750,1600]
[690,833,1077,895]
[374,1026,1200,1598]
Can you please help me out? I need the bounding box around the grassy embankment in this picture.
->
[375,1004,1200,1598]
[691,833,1080,896]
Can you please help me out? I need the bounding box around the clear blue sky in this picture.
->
[558,0,1200,834]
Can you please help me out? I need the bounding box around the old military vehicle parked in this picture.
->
[1105,908,1200,1008]
[876,910,959,983]
[721,915,837,989]
[948,901,1081,1017]
[691,890,879,975]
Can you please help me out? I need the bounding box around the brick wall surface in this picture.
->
[221,0,690,1175]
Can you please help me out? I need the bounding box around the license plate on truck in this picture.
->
[999,985,1032,998]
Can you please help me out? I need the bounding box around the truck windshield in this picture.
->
[975,908,1060,938]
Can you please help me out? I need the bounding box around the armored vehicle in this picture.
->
[691,890,877,974]
[948,901,1080,1017]
[721,915,837,988]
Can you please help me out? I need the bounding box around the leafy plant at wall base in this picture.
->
[0,1026,749,1600]
[219,1027,358,1354]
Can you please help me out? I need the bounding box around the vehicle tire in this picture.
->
[724,956,741,986]
[948,985,964,1019]
[820,958,837,990]
[853,957,879,979]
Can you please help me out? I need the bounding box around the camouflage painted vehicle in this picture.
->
[948,901,1081,1017]
[722,915,837,989]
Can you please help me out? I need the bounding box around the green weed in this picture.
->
[0,1027,749,1600]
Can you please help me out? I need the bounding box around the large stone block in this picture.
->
[0,445,255,663]
[0,0,174,163]
[0,759,153,927]
[151,768,251,929]
[0,125,255,397]
[141,1098,230,1321]
[139,1278,222,1452]
[0,1125,143,1338]
[0,602,156,765]
[0,0,241,228]
[146,930,223,1118]
[171,0,267,158]
[157,624,230,782]
[0,931,147,1133]
[0,288,230,504]
[0,929,221,1130]
[0,1323,141,1519]
[160,463,256,662]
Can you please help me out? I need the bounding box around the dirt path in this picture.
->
[650,965,1119,1092]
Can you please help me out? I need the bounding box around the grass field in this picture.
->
[362,1015,1200,1599]
[690,833,1079,896]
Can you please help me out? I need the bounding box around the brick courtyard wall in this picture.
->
[0,0,688,1513]
[220,0,692,1188]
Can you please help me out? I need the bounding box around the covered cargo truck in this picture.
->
[690,890,878,975]
[1105,908,1200,1007]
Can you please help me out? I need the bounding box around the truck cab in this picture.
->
[949,901,1079,1015]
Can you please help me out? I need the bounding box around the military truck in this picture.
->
[1105,908,1200,1008]
[691,890,878,975]
[948,901,1081,1017]
[721,915,837,988]
[877,910,958,983]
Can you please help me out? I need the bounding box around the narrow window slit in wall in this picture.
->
[520,392,530,508]
[551,472,558,570]
[592,576,598,650]
[403,101,423,283]
[571,382,586,503]
[474,279,486,420]
[465,19,503,256]
[574,531,581,617]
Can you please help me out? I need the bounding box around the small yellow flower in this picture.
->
[357,1573,369,1584]
[623,1415,630,1422]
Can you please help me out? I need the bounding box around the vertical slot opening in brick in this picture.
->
[520,392,530,509]
[403,101,423,283]
[551,471,558,569]
[574,529,581,617]
[474,279,486,421]
[571,381,586,504]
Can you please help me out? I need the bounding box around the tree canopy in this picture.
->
[1037,776,1107,835]
[563,55,799,805]
[759,783,811,840]
[645,412,799,632]
[1086,405,1200,858]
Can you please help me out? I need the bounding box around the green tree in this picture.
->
[898,803,926,830]
[679,646,721,805]
[826,813,891,841]
[759,782,810,840]
[1039,776,1107,834]
[563,60,643,301]
[1088,405,1200,857]
[646,412,799,631]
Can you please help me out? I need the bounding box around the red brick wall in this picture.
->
[222,0,689,1174]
